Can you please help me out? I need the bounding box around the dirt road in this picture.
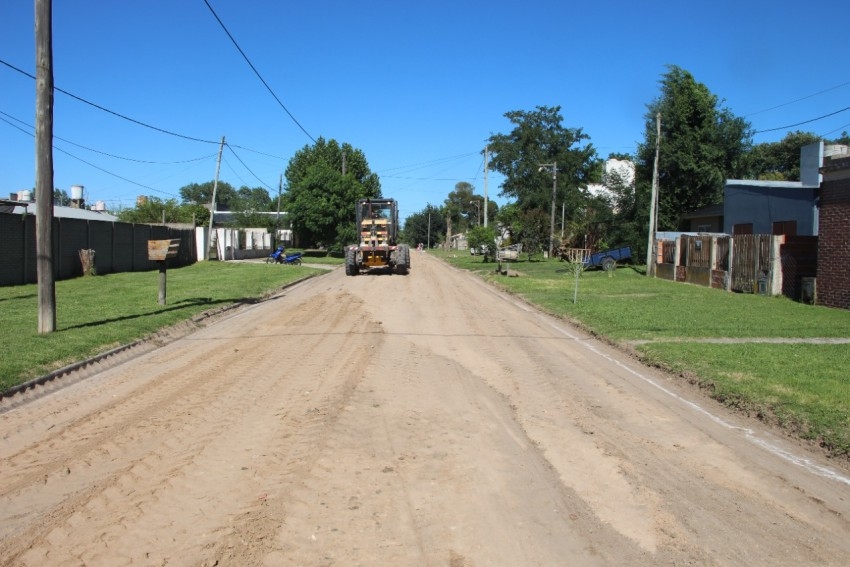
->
[2,253,849,566]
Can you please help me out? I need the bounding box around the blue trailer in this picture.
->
[584,246,632,270]
[561,246,632,270]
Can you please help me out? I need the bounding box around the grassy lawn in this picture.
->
[434,249,850,457]
[0,261,329,391]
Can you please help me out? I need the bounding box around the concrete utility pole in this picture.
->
[483,145,489,227]
[538,162,557,258]
[35,0,56,334]
[646,112,661,276]
[205,136,225,260]
[276,173,282,240]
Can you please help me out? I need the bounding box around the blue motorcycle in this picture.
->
[266,246,302,265]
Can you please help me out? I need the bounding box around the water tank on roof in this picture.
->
[93,200,106,211]
[17,190,32,202]
[71,185,84,200]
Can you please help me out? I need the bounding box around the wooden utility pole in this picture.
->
[646,112,661,276]
[35,0,56,334]
[205,136,225,260]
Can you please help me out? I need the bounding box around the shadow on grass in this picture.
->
[0,293,38,303]
[59,295,275,331]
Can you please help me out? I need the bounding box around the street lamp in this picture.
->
[538,162,557,258]
[469,200,481,226]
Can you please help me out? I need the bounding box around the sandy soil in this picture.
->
[2,252,849,566]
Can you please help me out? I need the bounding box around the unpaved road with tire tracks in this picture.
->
[2,252,849,566]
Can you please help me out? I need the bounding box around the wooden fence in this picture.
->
[654,234,817,300]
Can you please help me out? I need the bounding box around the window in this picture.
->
[772,220,797,236]
[733,223,753,235]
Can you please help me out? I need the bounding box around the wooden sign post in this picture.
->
[147,239,180,305]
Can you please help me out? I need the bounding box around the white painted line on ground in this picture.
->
[471,273,850,487]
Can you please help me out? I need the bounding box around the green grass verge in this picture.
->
[434,249,850,457]
[0,261,328,391]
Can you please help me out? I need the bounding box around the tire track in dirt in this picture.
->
[0,287,382,566]
[3,256,850,565]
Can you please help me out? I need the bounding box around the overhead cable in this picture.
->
[745,80,850,117]
[754,106,850,134]
[226,144,275,191]
[0,110,215,164]
[202,0,317,144]
[0,58,218,144]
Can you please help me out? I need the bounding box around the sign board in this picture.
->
[147,239,180,261]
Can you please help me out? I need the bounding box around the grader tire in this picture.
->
[345,248,358,276]
[396,244,410,275]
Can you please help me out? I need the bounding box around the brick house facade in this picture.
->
[817,156,850,309]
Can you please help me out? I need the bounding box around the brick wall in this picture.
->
[817,158,850,309]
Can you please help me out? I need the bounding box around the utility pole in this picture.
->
[275,173,282,242]
[427,208,431,249]
[561,202,565,239]
[538,162,557,258]
[35,0,55,334]
[205,136,225,260]
[483,145,489,227]
[646,113,661,276]
[342,150,347,175]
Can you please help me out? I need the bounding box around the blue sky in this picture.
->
[2,1,848,221]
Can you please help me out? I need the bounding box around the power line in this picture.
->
[820,123,850,138]
[1,58,219,145]
[54,145,181,198]
[744,80,850,117]
[378,152,479,174]
[0,110,216,164]
[202,0,316,144]
[225,143,275,191]
[753,106,850,135]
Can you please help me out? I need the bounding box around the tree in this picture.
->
[402,204,444,248]
[514,208,549,260]
[467,225,497,260]
[744,131,822,181]
[282,137,380,249]
[487,105,600,213]
[444,182,477,230]
[832,131,850,146]
[179,181,238,209]
[53,188,71,206]
[636,66,752,231]
[116,196,207,224]
[603,156,647,260]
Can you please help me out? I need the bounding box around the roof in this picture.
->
[3,202,119,222]
[725,179,818,190]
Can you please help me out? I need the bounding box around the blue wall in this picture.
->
[723,183,818,235]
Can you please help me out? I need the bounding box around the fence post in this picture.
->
[726,236,735,291]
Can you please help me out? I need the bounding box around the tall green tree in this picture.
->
[282,137,380,249]
[636,66,752,231]
[444,181,487,231]
[487,105,600,214]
